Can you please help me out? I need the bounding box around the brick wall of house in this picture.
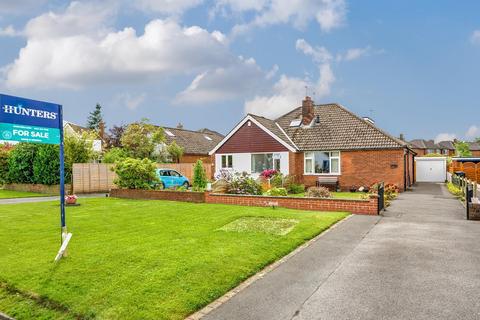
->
[472,150,480,157]
[289,149,408,191]
[205,193,379,215]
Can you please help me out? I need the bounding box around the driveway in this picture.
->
[203,183,480,320]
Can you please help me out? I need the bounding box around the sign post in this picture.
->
[0,93,71,261]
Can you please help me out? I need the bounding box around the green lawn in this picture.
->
[0,198,348,320]
[287,191,365,199]
[0,189,53,199]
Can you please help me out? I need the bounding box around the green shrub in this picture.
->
[266,187,288,196]
[64,133,94,183]
[113,158,159,189]
[33,145,60,185]
[192,160,207,191]
[287,183,305,194]
[447,182,463,198]
[270,173,283,188]
[0,146,10,185]
[7,143,39,184]
[227,173,263,195]
[103,147,128,163]
[306,186,331,198]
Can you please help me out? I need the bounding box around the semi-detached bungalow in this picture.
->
[209,97,416,191]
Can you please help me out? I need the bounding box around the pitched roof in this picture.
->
[64,121,92,135]
[438,141,455,150]
[275,104,406,151]
[248,114,297,150]
[162,127,224,155]
[469,142,480,151]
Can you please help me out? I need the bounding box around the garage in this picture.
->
[415,157,447,182]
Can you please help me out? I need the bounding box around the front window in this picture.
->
[251,153,281,173]
[304,151,340,174]
[221,155,233,168]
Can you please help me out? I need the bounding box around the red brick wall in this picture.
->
[217,121,288,153]
[110,189,205,203]
[472,151,480,157]
[289,149,408,191]
[205,193,378,215]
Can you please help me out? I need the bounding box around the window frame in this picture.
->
[250,152,282,173]
[304,151,341,175]
[221,154,233,169]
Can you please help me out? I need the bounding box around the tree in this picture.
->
[64,133,94,183]
[87,103,104,131]
[192,160,207,191]
[121,119,164,159]
[476,137,480,143]
[33,145,60,185]
[0,145,11,185]
[455,141,473,157]
[113,158,159,189]
[105,124,126,148]
[7,143,39,184]
[166,141,184,163]
[103,147,128,163]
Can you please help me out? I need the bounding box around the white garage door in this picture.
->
[416,158,447,182]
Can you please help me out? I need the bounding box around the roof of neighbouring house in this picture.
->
[273,103,406,151]
[469,142,480,151]
[64,121,92,135]
[409,139,456,151]
[438,140,456,150]
[162,126,224,155]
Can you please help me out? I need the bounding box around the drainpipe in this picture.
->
[404,150,407,191]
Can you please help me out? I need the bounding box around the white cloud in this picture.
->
[295,39,332,63]
[470,30,480,45]
[115,92,146,110]
[342,46,370,61]
[466,125,480,139]
[4,3,233,89]
[175,56,268,104]
[228,0,346,35]
[134,0,203,15]
[0,25,18,37]
[244,64,334,118]
[435,133,456,143]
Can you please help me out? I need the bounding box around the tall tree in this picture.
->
[454,141,473,157]
[166,141,184,163]
[105,124,127,148]
[475,137,480,143]
[87,103,104,131]
[121,119,165,159]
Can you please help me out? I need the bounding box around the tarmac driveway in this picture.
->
[203,183,480,320]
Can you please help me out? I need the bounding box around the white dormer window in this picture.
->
[165,129,175,137]
[289,119,301,127]
[204,135,212,141]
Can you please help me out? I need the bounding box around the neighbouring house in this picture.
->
[468,142,480,157]
[160,124,224,163]
[209,97,416,191]
[409,139,455,156]
[63,121,103,152]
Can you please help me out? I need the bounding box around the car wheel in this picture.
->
[158,182,165,190]
[183,182,189,188]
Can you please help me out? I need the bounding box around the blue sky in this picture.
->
[0,0,479,142]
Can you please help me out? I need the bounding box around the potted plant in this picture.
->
[65,195,78,205]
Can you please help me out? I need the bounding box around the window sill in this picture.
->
[303,173,341,176]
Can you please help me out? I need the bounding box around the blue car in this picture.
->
[155,169,190,189]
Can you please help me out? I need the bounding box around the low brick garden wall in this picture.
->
[3,183,71,194]
[109,189,379,215]
[205,193,379,215]
[110,189,206,203]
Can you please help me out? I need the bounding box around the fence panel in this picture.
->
[72,162,214,193]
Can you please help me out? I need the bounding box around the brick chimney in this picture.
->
[302,96,314,125]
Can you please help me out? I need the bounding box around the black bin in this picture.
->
[455,171,466,178]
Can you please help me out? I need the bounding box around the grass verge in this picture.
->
[0,190,53,199]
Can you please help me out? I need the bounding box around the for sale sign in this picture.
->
[0,94,62,144]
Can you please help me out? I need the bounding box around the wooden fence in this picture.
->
[448,162,480,183]
[72,162,214,194]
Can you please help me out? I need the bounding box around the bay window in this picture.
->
[304,151,340,174]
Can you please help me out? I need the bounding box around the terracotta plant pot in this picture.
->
[65,195,78,205]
